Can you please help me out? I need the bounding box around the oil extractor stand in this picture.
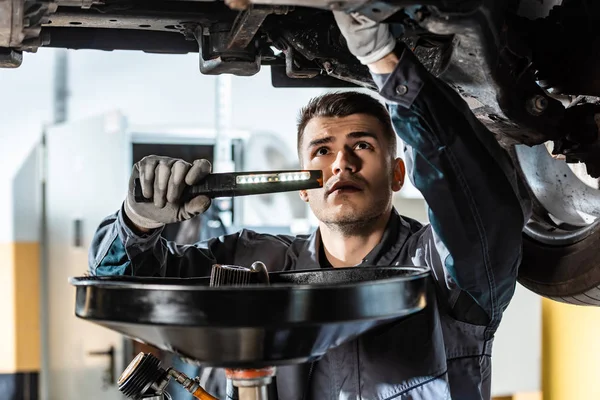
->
[69,170,431,400]
[71,264,429,400]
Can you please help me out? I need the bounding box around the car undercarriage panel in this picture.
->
[1,0,600,176]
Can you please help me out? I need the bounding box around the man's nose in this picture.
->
[331,148,359,175]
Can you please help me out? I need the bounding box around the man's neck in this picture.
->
[319,209,392,268]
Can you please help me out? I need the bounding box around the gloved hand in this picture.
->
[333,11,397,65]
[124,155,212,230]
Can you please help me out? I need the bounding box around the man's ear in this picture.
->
[299,189,309,202]
[392,158,405,192]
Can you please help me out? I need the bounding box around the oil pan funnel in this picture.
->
[70,266,430,368]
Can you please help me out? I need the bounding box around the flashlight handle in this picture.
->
[133,171,322,203]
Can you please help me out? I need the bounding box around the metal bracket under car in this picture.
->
[408,0,600,179]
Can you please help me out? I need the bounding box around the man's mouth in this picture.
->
[332,186,361,193]
[327,181,363,196]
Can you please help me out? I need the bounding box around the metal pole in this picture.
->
[40,48,70,400]
[238,385,269,400]
[214,75,234,173]
[53,50,69,124]
[38,130,48,400]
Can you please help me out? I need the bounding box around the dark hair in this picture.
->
[297,91,397,159]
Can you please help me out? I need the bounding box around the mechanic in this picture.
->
[89,12,531,400]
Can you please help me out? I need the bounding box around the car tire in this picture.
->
[511,144,600,306]
[518,229,600,306]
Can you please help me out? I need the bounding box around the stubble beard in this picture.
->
[320,194,392,237]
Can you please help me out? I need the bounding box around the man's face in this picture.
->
[299,113,404,227]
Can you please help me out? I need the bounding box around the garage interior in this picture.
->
[2,1,600,399]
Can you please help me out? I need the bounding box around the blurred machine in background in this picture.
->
[238,132,310,233]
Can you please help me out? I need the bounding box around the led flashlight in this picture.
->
[134,170,323,203]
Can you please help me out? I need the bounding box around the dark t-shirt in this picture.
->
[318,240,333,269]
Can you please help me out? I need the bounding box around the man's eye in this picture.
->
[354,142,372,150]
[315,147,329,156]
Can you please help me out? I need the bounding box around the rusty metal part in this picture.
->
[225,0,252,11]
[418,0,600,172]
[284,45,318,78]
[0,0,25,48]
[323,64,375,88]
[194,24,261,76]
[45,3,285,50]
[274,16,371,83]
[9,0,597,171]
[54,0,100,9]
[422,5,564,147]
[44,9,226,33]
[526,95,549,116]
[0,0,57,63]
[0,47,22,67]
[45,28,199,53]
[227,5,287,50]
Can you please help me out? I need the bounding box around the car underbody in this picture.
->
[2,0,600,176]
[3,0,600,302]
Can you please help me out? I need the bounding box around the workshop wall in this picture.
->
[542,299,600,399]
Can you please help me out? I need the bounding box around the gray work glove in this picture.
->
[333,11,397,65]
[124,155,212,230]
